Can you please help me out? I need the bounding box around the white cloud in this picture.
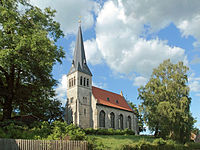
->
[55,75,68,106]
[189,81,200,92]
[84,39,103,65]
[133,76,148,87]
[189,73,200,96]
[178,15,200,44]
[90,0,188,77]
[121,0,200,37]
[92,81,107,89]
[30,0,99,35]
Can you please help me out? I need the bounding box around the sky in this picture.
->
[30,0,200,131]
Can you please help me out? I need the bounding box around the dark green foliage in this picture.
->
[0,0,65,120]
[128,102,145,133]
[0,120,37,139]
[84,128,135,135]
[138,59,195,143]
[87,136,107,150]
[119,138,199,150]
[0,121,86,140]
[0,120,102,149]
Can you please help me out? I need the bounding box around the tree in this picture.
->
[0,0,65,120]
[138,59,194,143]
[128,102,145,133]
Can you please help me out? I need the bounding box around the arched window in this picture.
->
[70,97,73,103]
[99,110,105,128]
[84,108,86,116]
[87,79,89,87]
[80,76,82,85]
[119,114,123,130]
[84,77,86,86]
[110,112,115,129]
[74,76,76,86]
[69,79,71,88]
[128,116,131,129]
[71,78,73,86]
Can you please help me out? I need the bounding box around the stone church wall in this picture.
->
[95,104,138,133]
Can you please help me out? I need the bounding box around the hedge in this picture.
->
[119,138,200,150]
[84,128,135,135]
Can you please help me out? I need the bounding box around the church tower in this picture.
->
[66,25,93,128]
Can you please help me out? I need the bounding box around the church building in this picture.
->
[65,25,138,133]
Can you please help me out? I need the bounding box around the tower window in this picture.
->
[71,78,73,86]
[69,79,71,88]
[70,97,73,103]
[107,97,110,101]
[83,97,87,103]
[87,79,89,87]
[84,108,86,116]
[80,76,83,85]
[74,76,76,86]
[116,100,119,104]
[84,77,86,86]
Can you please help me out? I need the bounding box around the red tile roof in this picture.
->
[92,86,133,112]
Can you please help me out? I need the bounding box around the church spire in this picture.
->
[68,25,92,76]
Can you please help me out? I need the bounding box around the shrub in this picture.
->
[31,121,52,139]
[47,122,86,140]
[66,124,86,140]
[84,128,97,135]
[84,128,135,135]
[0,121,34,139]
[0,120,87,140]
[87,136,108,150]
[123,128,135,135]
[153,138,166,145]
[119,138,190,150]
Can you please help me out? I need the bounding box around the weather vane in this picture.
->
[78,16,82,25]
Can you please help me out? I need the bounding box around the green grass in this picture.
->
[87,135,200,150]
[87,135,155,149]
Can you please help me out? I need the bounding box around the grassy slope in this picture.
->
[88,135,155,149]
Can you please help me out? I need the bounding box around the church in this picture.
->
[65,25,138,133]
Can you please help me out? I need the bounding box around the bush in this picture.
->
[0,121,34,139]
[65,124,86,140]
[119,138,192,150]
[31,121,52,139]
[87,136,108,150]
[84,128,97,135]
[47,122,86,140]
[123,128,135,135]
[0,120,87,140]
[84,128,135,135]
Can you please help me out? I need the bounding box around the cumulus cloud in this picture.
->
[92,82,107,89]
[30,0,99,35]
[122,0,200,37]
[89,0,188,77]
[84,39,103,65]
[133,76,148,87]
[188,73,200,96]
[55,75,68,106]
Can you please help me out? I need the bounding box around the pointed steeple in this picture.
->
[68,25,92,76]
